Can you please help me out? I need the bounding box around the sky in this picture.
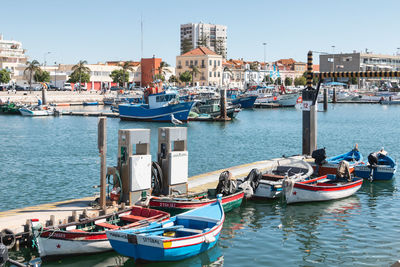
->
[2,0,400,66]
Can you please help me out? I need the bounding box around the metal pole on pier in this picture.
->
[323,88,328,111]
[302,51,318,155]
[98,117,107,210]
[219,88,228,120]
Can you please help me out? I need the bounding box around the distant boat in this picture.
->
[311,147,363,176]
[227,89,257,108]
[19,106,54,116]
[31,206,169,258]
[118,91,195,122]
[83,101,99,106]
[283,175,363,204]
[354,150,397,181]
[106,198,224,261]
[0,103,21,115]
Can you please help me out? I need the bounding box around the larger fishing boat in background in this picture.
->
[118,89,195,122]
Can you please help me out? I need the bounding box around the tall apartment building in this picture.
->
[0,34,28,75]
[180,22,227,58]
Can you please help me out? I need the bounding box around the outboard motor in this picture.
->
[336,160,352,182]
[368,152,379,167]
[244,168,262,192]
[216,171,237,196]
[0,244,8,266]
[312,148,327,165]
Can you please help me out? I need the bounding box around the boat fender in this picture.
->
[204,234,216,244]
[368,152,379,167]
[312,148,326,165]
[0,229,15,250]
[0,243,8,266]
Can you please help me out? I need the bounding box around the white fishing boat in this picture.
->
[19,106,55,116]
[237,158,313,199]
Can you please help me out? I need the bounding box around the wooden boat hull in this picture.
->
[149,190,244,215]
[33,207,169,257]
[312,164,356,176]
[284,176,363,204]
[107,200,224,261]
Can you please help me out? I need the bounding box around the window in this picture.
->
[214,60,216,66]
[190,60,193,66]
[209,71,212,77]
[186,60,189,66]
[202,59,204,66]
[214,72,216,77]
[218,60,220,66]
[218,72,220,77]
[209,60,212,65]
[194,60,198,66]
[178,60,181,66]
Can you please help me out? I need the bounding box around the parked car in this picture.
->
[49,85,60,91]
[63,83,72,91]
[110,86,124,91]
[15,85,26,91]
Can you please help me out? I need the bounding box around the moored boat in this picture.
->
[354,149,397,181]
[83,101,99,106]
[106,197,224,261]
[237,158,313,199]
[19,106,54,116]
[118,91,195,122]
[31,206,169,258]
[149,171,244,214]
[283,175,363,204]
[311,147,363,176]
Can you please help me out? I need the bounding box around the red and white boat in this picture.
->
[283,175,363,204]
[31,206,169,258]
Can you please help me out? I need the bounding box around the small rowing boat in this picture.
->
[83,101,99,106]
[149,171,244,215]
[283,175,363,204]
[311,147,363,176]
[107,197,224,261]
[31,206,169,258]
[354,149,397,181]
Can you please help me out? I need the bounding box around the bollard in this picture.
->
[98,117,107,210]
[219,89,228,119]
[332,87,337,103]
[323,88,328,111]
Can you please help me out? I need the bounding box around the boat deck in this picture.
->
[0,156,303,235]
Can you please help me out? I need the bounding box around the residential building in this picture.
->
[176,46,223,86]
[319,52,400,87]
[0,34,28,77]
[180,22,227,58]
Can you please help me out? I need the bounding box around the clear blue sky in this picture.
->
[2,0,400,66]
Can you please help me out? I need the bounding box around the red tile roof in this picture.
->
[181,46,218,56]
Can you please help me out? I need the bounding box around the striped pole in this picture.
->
[314,71,400,79]
[307,51,313,89]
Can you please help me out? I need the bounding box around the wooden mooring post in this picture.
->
[323,88,328,111]
[98,117,107,210]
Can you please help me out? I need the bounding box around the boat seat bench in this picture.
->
[120,215,147,222]
[176,228,204,235]
[95,222,120,229]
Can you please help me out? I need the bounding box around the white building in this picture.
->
[180,22,227,58]
[0,34,28,78]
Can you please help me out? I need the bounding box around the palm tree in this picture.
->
[157,61,170,79]
[189,65,200,86]
[24,60,41,93]
[223,66,233,86]
[72,60,90,92]
[120,61,134,89]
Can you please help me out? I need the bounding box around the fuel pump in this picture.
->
[118,129,152,205]
[157,127,188,195]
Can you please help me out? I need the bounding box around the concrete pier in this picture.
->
[0,156,303,235]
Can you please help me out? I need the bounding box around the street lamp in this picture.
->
[54,61,57,88]
[43,52,51,66]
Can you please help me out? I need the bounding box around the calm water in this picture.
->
[1,104,399,266]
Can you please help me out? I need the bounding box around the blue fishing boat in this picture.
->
[227,89,257,108]
[83,101,99,106]
[354,150,397,181]
[118,91,195,122]
[106,197,224,261]
[312,147,363,176]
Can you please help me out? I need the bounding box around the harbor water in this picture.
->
[1,104,399,266]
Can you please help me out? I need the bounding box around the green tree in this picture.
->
[197,33,209,48]
[294,76,307,87]
[179,71,192,85]
[275,77,282,85]
[34,69,50,82]
[24,60,41,92]
[120,61,133,88]
[168,75,179,84]
[154,73,165,82]
[189,65,200,86]
[284,77,293,86]
[302,71,318,86]
[0,69,11,84]
[349,77,358,85]
[71,60,91,92]
[262,75,273,84]
[157,61,170,79]
[110,69,129,86]
[181,38,193,54]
